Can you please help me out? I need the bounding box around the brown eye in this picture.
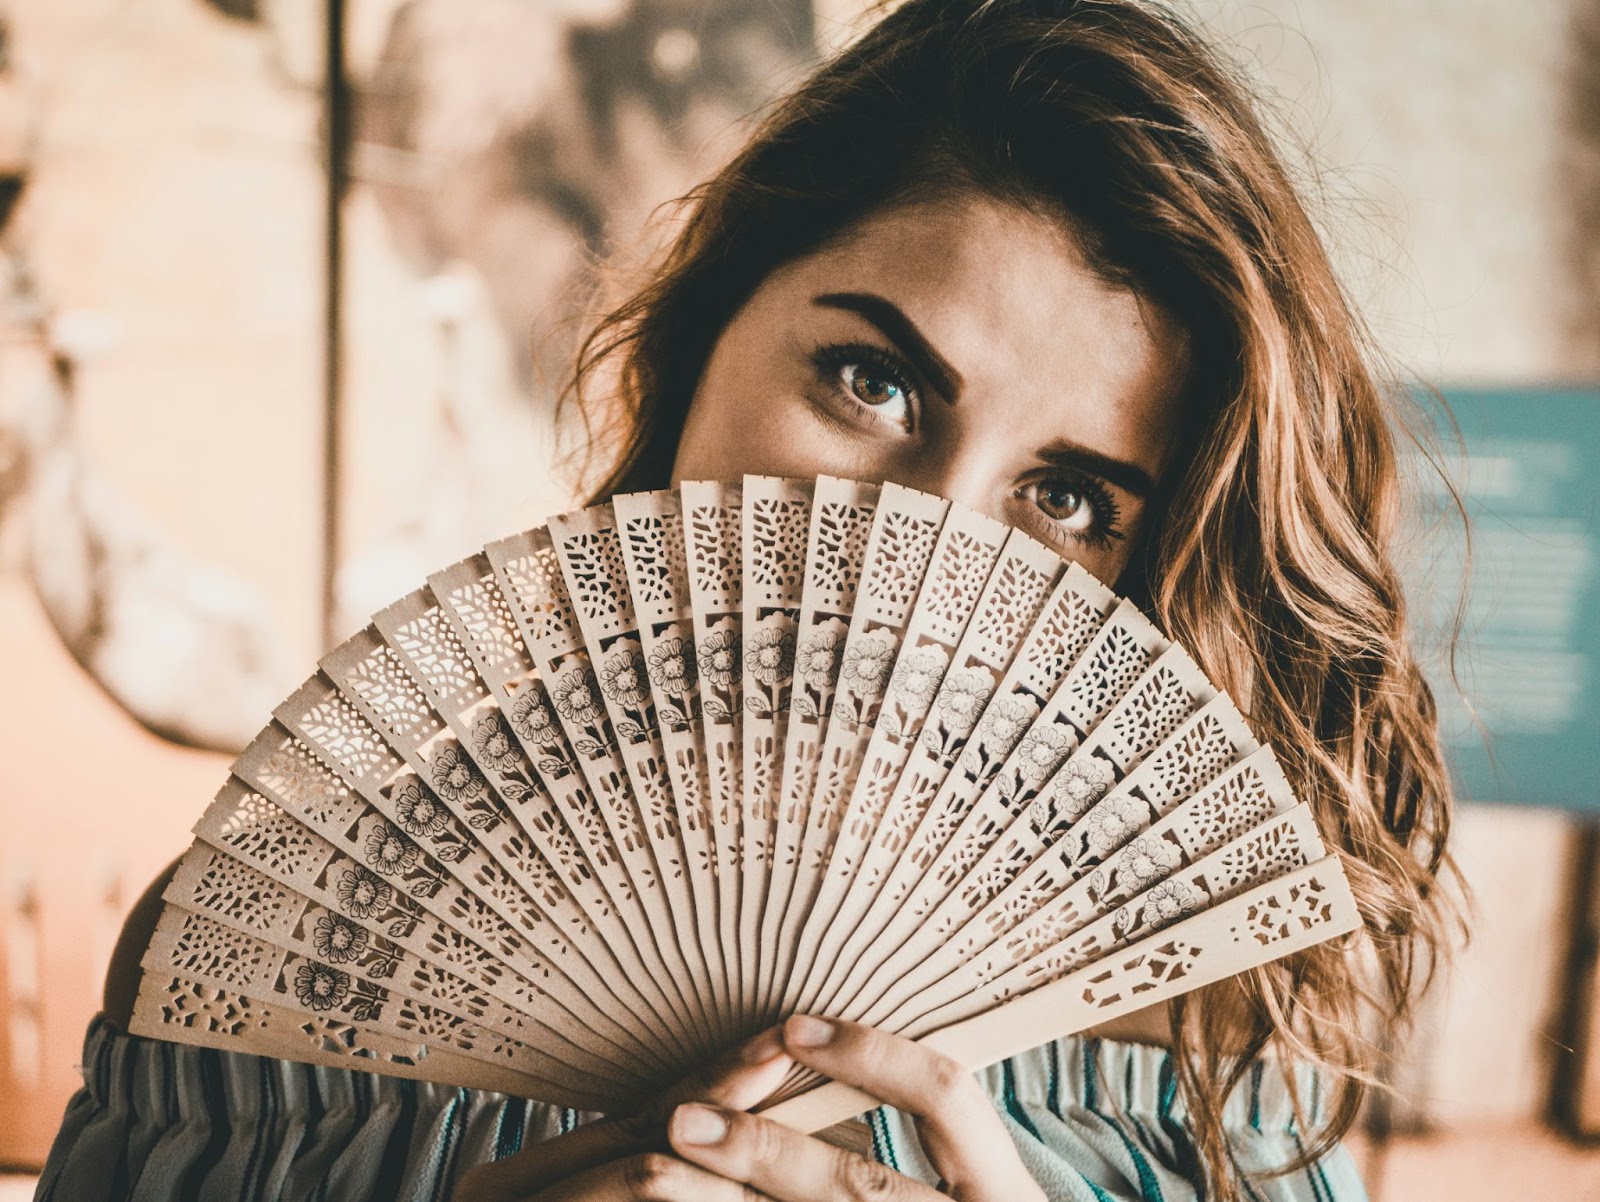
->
[1035,481,1092,529]
[849,370,904,408]
[810,341,920,433]
[1018,472,1124,553]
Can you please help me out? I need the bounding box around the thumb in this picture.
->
[458,1028,792,1199]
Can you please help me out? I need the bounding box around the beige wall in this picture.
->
[0,0,324,1167]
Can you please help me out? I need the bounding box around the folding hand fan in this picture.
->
[130,475,1361,1132]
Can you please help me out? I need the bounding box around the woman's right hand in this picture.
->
[452,1027,794,1202]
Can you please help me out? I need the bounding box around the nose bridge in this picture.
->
[891,434,1009,521]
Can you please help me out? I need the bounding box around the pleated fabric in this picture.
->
[37,1016,1367,1201]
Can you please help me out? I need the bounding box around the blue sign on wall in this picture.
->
[1405,388,1600,812]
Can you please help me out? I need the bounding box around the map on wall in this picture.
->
[1404,388,1600,813]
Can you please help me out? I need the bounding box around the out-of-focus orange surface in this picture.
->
[0,577,229,1167]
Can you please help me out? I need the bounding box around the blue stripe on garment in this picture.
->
[868,1107,901,1171]
[1124,1056,1169,1174]
[559,1106,577,1135]
[1154,1055,1204,1190]
[1158,1054,1179,1121]
[1291,1130,1330,1202]
[1051,1044,1118,1202]
[36,1016,1378,1202]
[238,1047,275,1198]
[1082,1044,1165,1202]
[1048,1040,1062,1118]
[187,1044,232,1200]
[428,1091,465,1202]
[297,1059,328,1202]
[494,1095,527,1159]
[1002,1058,1043,1141]
[373,1066,418,1201]
[1249,1062,1265,1133]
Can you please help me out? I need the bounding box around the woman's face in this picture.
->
[670,194,1192,585]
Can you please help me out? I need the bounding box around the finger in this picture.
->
[530,1152,777,1202]
[776,1016,1040,1199]
[467,1028,792,1198]
[668,1104,934,1202]
[647,1026,793,1119]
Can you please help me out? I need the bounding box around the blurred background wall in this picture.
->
[0,0,1597,1196]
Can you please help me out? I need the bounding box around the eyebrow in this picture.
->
[812,291,963,402]
[1039,439,1157,500]
[814,290,1157,499]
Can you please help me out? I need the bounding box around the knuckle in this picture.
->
[927,1053,972,1099]
[837,1152,904,1200]
[625,1152,682,1198]
[746,1115,787,1166]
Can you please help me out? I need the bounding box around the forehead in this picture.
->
[768,194,1192,473]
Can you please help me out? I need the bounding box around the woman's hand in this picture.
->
[452,1025,795,1201]
[661,1015,1046,1202]
[455,1015,1045,1201]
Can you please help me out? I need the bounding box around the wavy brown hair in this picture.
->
[555,0,1462,1194]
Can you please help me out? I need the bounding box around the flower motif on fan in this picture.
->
[599,648,649,707]
[1013,724,1074,786]
[336,866,393,918]
[795,630,843,692]
[1139,878,1201,930]
[976,694,1036,751]
[364,820,421,876]
[697,630,741,689]
[550,664,605,726]
[1116,833,1181,891]
[312,913,369,964]
[471,713,521,774]
[840,631,896,697]
[646,638,698,697]
[933,671,991,738]
[890,647,946,708]
[1082,794,1143,857]
[509,687,559,745]
[430,746,487,803]
[294,961,351,1011]
[1052,756,1116,824]
[392,778,449,838]
[745,627,795,686]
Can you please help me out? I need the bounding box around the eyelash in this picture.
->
[1020,472,1126,554]
[808,338,1126,551]
[808,339,922,432]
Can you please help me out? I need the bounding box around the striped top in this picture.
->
[37,1016,1368,1201]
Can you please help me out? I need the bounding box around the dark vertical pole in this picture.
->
[320,0,349,651]
[1554,821,1600,1136]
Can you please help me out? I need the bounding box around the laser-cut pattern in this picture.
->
[131,475,1361,1122]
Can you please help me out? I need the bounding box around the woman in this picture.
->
[41,1,1458,1199]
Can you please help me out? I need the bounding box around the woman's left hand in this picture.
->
[661,1014,1046,1202]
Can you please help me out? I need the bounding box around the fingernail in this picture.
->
[786,1014,834,1047]
[672,1103,728,1146]
[739,1027,785,1064]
